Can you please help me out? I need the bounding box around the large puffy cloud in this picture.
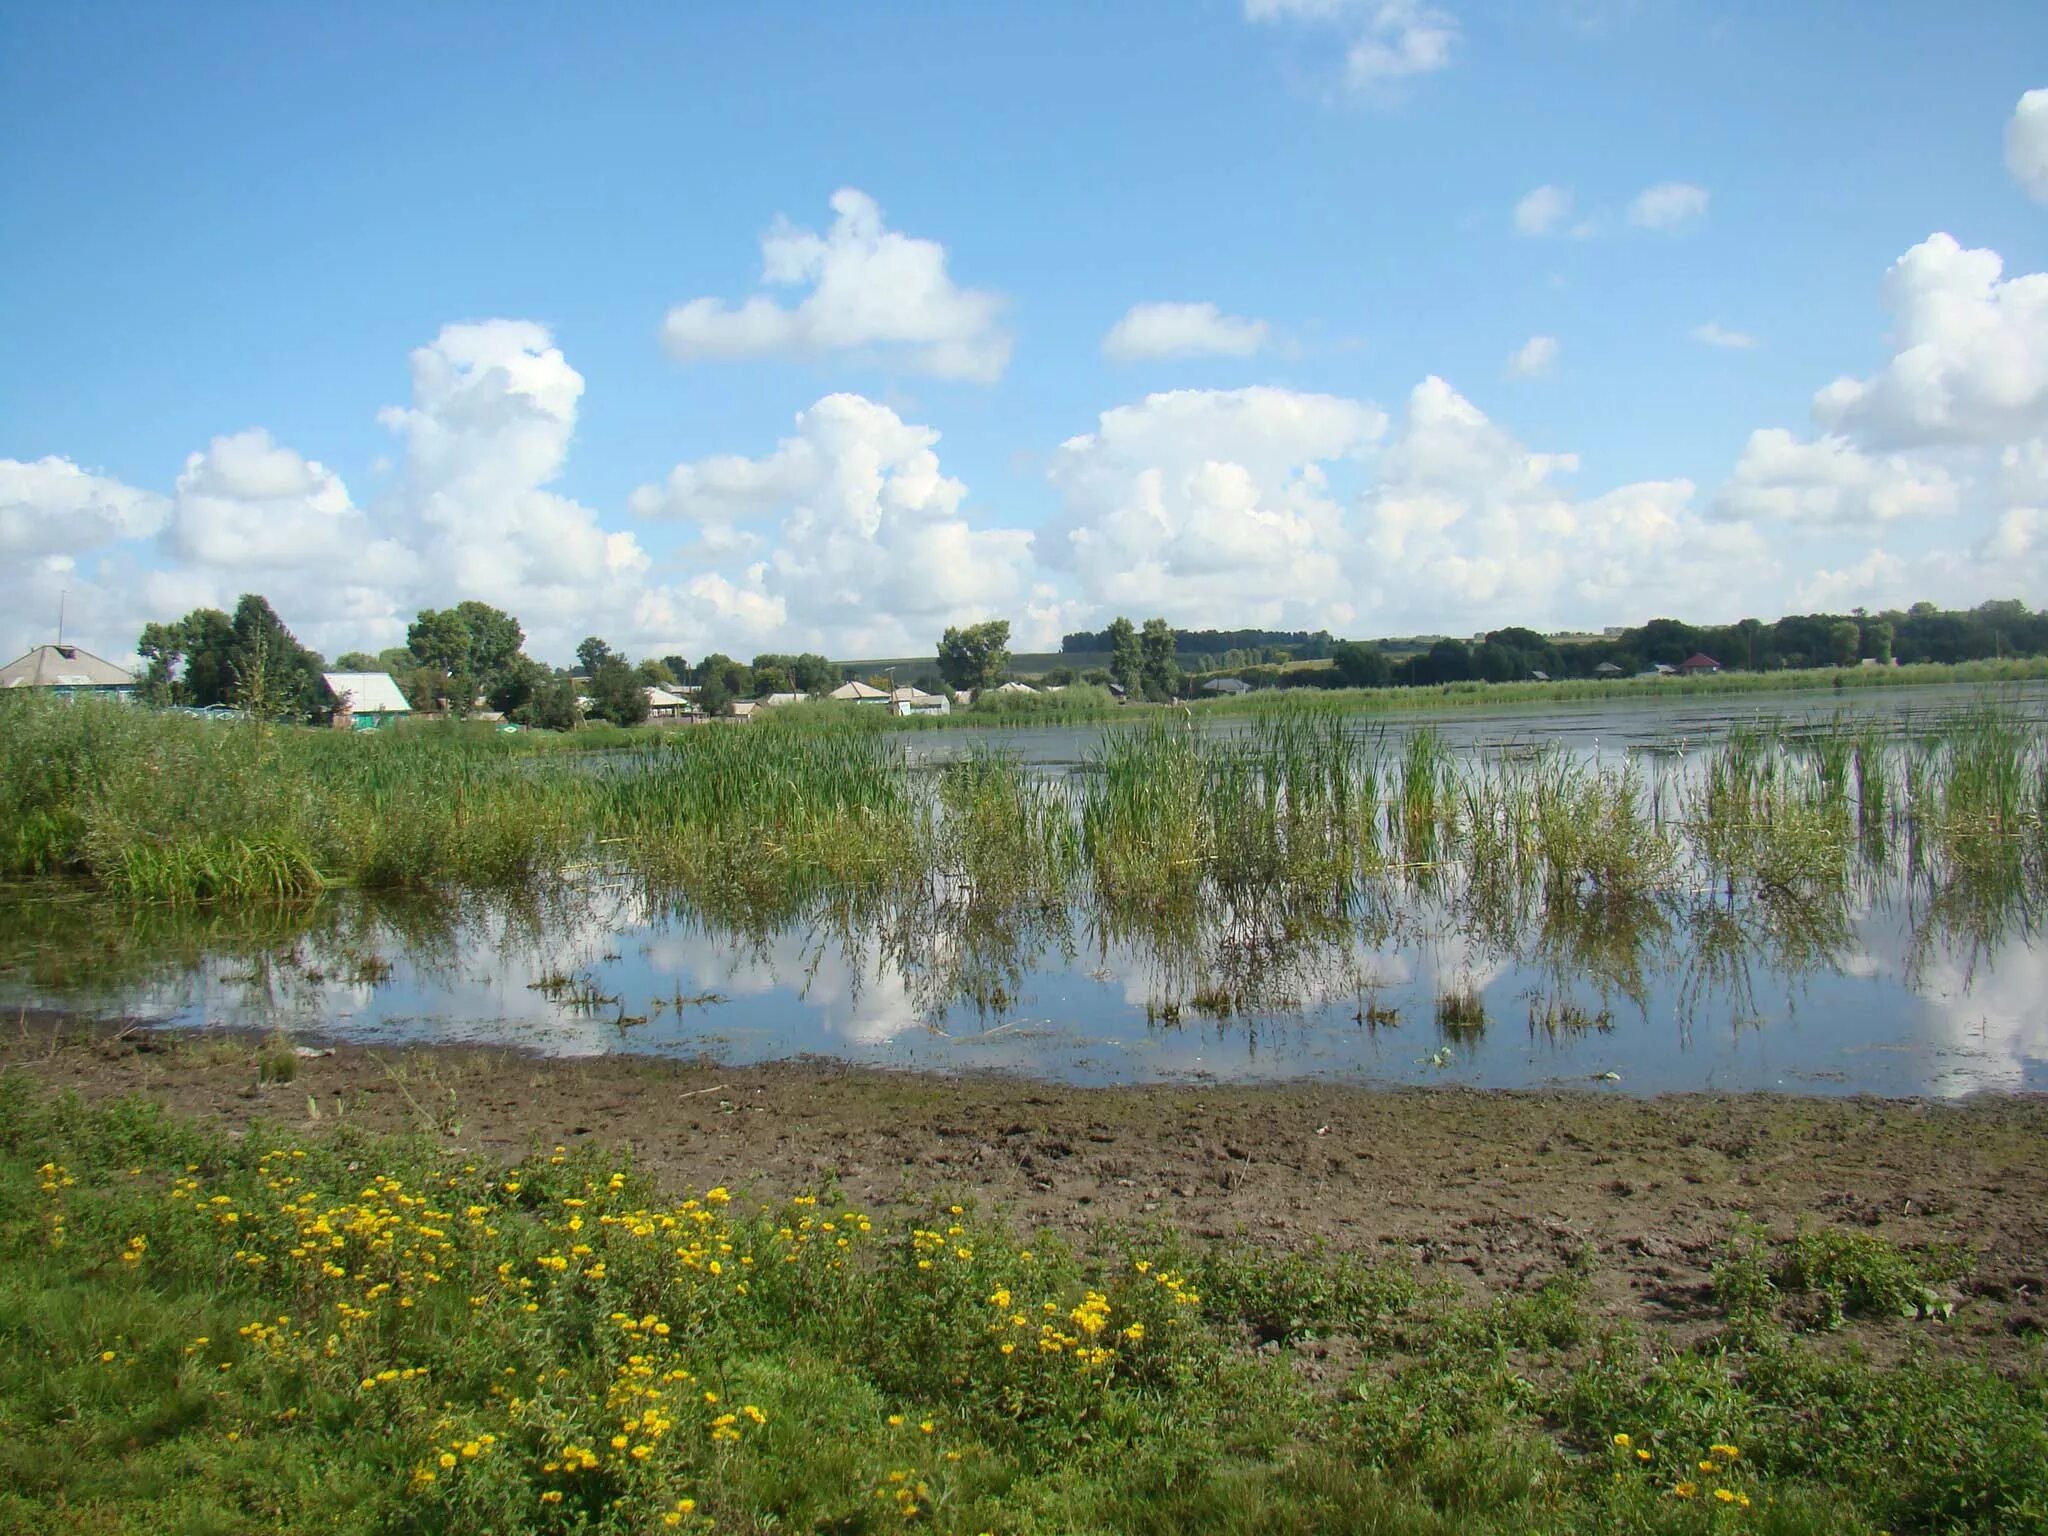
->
[632,393,1037,655]
[1712,429,1959,525]
[1041,387,1385,627]
[662,190,1011,383]
[379,321,649,650]
[0,456,166,559]
[1354,377,1772,629]
[168,430,362,568]
[1102,302,1269,362]
[2008,88,2048,203]
[1813,234,2048,447]
[1244,0,1459,94]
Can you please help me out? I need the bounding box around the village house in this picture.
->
[322,671,412,730]
[1,642,138,699]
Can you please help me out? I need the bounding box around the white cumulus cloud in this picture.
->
[1627,181,1708,232]
[2008,88,2048,203]
[633,393,1038,657]
[1041,386,1386,627]
[662,189,1012,383]
[1813,233,2048,448]
[0,456,166,559]
[1712,429,1960,526]
[1102,302,1270,362]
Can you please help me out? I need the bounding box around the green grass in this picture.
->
[3,1081,2045,1533]
[5,691,2045,946]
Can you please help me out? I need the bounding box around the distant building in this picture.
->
[758,691,804,708]
[1201,677,1252,696]
[322,671,411,730]
[644,685,690,719]
[1677,653,1722,675]
[990,680,1037,695]
[890,686,949,716]
[1593,662,1624,678]
[828,680,891,703]
[729,699,761,721]
[1,642,137,699]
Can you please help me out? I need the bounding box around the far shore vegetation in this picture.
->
[73,592,2048,732]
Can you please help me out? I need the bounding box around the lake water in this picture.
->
[5,682,2044,1097]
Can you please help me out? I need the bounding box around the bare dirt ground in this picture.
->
[5,1013,2045,1363]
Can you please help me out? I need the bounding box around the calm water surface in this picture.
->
[5,683,2043,1097]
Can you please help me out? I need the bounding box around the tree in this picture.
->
[936,620,1011,693]
[790,653,835,694]
[576,636,615,676]
[637,657,678,687]
[1868,620,1895,665]
[407,607,474,713]
[659,654,691,684]
[226,595,329,717]
[514,672,582,731]
[137,621,188,704]
[1139,618,1178,701]
[1828,620,1862,668]
[586,656,649,727]
[753,663,793,696]
[1330,640,1392,689]
[332,650,382,672]
[1106,617,1141,694]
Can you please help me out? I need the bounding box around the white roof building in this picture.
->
[322,672,411,715]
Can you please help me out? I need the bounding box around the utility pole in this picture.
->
[57,589,66,646]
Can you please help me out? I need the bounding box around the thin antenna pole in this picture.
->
[57,590,66,646]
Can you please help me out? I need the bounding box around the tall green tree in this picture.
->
[137,621,189,704]
[936,620,1011,693]
[586,655,649,727]
[407,601,528,715]
[225,595,329,718]
[1139,618,1178,701]
[1106,617,1141,694]
[1329,640,1392,689]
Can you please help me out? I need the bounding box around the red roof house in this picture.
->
[1677,652,1722,674]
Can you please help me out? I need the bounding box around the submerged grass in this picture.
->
[5,1082,2044,1534]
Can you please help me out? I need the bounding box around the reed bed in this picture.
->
[6,692,2046,955]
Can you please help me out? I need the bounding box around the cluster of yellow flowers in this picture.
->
[36,1159,73,1247]
[876,1467,934,1520]
[1616,1434,1754,1510]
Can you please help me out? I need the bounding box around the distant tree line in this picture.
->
[1061,626,1333,664]
[1216,600,2048,693]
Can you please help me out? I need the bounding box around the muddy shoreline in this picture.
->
[5,1012,2045,1363]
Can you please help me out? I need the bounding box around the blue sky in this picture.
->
[3,1,2045,666]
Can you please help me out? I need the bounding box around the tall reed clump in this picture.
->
[1081,718,1211,907]
[0,695,598,902]
[934,750,1081,910]
[596,717,922,910]
[1688,724,1854,894]
[1530,757,1677,900]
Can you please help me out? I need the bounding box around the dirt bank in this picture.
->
[5,1014,2044,1361]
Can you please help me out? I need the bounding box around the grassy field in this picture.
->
[3,1078,2044,1534]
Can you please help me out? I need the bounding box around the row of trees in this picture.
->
[1240,600,2048,693]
